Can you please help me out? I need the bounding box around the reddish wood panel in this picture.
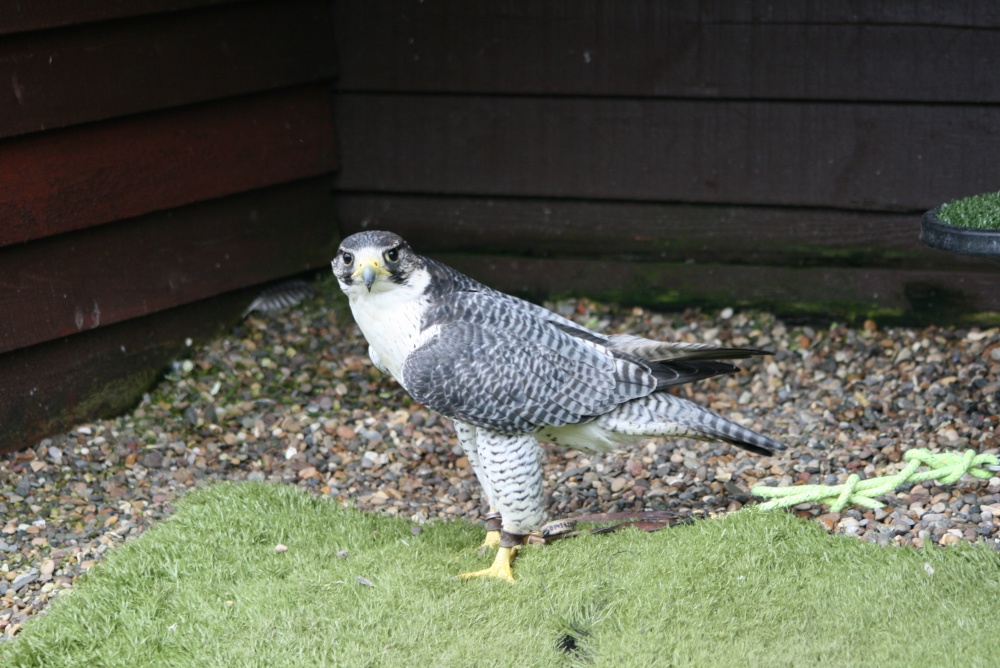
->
[0,285,259,455]
[0,178,338,355]
[333,94,1000,213]
[336,194,994,271]
[438,254,1000,325]
[1,0,337,139]
[0,0,247,34]
[0,84,337,248]
[336,1,1000,101]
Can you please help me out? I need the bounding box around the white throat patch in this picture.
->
[343,266,436,382]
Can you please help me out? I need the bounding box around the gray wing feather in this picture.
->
[401,293,655,433]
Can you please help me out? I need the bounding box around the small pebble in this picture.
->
[14,476,31,498]
[141,451,163,469]
[11,573,37,592]
[2,289,999,641]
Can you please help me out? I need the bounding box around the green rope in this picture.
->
[751,448,999,513]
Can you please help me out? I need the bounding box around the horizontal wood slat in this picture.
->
[333,94,1000,213]
[336,194,992,271]
[0,178,338,356]
[1,0,336,138]
[0,84,337,248]
[0,0,248,35]
[691,2,1000,26]
[0,286,260,455]
[438,254,1000,325]
[336,1,1000,102]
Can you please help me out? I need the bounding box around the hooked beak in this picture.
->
[353,258,388,291]
[362,265,377,291]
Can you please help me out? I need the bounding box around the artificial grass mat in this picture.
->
[939,190,1000,230]
[3,482,999,667]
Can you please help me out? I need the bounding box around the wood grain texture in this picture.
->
[0,178,338,356]
[0,84,337,248]
[336,1,1000,101]
[0,0,336,137]
[1,0,337,138]
[332,94,1000,213]
[335,0,1000,31]
[0,0,248,34]
[0,286,260,455]
[336,194,984,270]
[436,253,1000,325]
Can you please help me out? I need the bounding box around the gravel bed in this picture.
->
[2,284,1000,640]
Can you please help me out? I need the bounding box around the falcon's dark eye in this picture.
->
[385,247,399,263]
[341,251,353,265]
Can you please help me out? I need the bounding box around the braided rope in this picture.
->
[751,449,999,513]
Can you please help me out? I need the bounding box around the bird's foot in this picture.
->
[479,530,501,550]
[459,546,518,583]
[477,512,503,555]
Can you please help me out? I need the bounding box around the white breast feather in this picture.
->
[345,269,437,382]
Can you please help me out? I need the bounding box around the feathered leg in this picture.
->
[458,429,545,582]
[454,421,501,548]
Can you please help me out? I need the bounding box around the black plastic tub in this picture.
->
[921,207,1000,257]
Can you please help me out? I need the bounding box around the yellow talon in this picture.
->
[459,546,518,583]
[480,530,501,549]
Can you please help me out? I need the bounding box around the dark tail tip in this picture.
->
[725,432,786,456]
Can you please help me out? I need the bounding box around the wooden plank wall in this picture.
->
[0,0,339,453]
[332,1,1000,323]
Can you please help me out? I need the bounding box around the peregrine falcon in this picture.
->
[333,230,785,582]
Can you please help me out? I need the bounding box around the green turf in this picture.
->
[939,190,1000,230]
[3,482,1000,667]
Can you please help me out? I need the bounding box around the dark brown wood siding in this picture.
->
[1,0,338,453]
[332,0,1000,321]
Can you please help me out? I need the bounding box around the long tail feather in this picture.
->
[594,392,786,456]
[650,359,741,388]
[608,334,772,363]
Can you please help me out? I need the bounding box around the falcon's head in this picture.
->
[332,230,422,295]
